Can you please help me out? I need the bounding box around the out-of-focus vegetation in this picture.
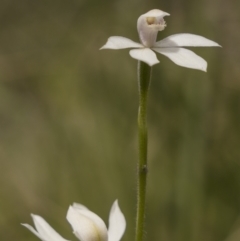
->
[0,0,239,241]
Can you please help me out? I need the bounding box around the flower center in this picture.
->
[146,17,155,25]
[146,17,166,31]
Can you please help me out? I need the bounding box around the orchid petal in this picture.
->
[108,200,126,241]
[130,48,160,66]
[137,9,170,47]
[67,205,108,241]
[142,9,170,18]
[72,206,107,232]
[72,203,89,211]
[154,34,221,47]
[153,47,207,71]
[22,215,69,241]
[22,224,47,241]
[100,36,143,50]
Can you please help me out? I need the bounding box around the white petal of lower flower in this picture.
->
[67,206,108,241]
[153,47,207,71]
[22,224,47,241]
[154,34,221,47]
[73,207,108,234]
[73,203,89,211]
[130,48,160,66]
[108,200,126,241]
[100,36,143,50]
[22,215,69,241]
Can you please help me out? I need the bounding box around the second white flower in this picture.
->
[67,200,126,241]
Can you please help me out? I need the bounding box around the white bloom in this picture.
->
[100,9,221,71]
[67,200,126,241]
[22,214,70,241]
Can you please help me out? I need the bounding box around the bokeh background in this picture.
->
[0,0,239,241]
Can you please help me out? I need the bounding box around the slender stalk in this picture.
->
[135,61,152,241]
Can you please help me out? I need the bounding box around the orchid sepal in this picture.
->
[21,214,70,241]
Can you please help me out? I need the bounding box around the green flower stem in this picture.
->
[135,61,152,241]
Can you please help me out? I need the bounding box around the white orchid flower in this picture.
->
[22,214,70,241]
[67,200,126,241]
[100,9,221,71]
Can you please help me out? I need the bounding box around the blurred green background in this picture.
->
[0,0,239,241]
